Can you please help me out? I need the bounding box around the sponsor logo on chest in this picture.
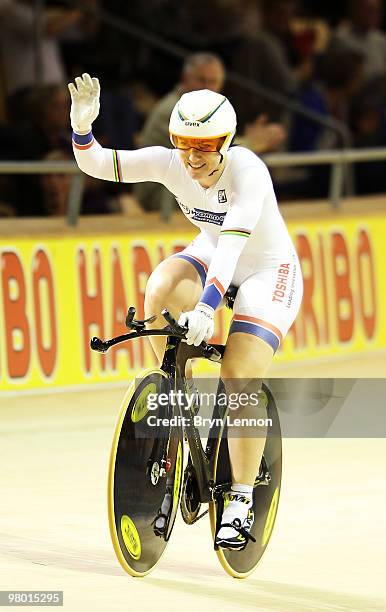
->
[176,198,226,226]
[218,189,227,204]
[191,208,226,226]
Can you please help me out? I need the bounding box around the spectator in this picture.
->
[0,0,85,120]
[16,84,72,159]
[332,0,386,84]
[287,46,365,197]
[117,0,259,95]
[226,0,315,126]
[0,84,73,216]
[0,84,74,215]
[290,47,365,152]
[134,52,286,211]
[262,0,314,84]
[350,88,386,193]
[0,78,136,217]
[59,0,101,80]
[39,150,72,216]
[39,149,114,217]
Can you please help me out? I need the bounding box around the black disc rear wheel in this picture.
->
[209,384,282,578]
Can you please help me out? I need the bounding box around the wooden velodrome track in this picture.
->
[1,376,385,611]
[1,199,386,610]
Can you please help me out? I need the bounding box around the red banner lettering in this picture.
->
[32,249,57,377]
[78,248,105,372]
[357,229,376,339]
[111,247,134,370]
[1,252,31,378]
[331,232,354,342]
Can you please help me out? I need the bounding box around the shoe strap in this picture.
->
[219,521,257,544]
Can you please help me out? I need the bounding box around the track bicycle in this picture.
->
[90,289,282,579]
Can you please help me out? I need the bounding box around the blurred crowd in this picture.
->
[0,0,386,217]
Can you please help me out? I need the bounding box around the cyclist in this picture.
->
[69,73,303,550]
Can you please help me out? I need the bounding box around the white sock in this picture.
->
[217,483,253,540]
[232,484,253,498]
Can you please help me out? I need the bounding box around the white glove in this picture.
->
[178,303,214,346]
[68,72,100,134]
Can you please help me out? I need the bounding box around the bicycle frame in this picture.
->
[91,307,228,505]
[162,337,228,504]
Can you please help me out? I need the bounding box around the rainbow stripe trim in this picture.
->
[200,277,225,310]
[229,314,283,353]
[173,254,208,288]
[220,228,251,238]
[178,96,226,124]
[112,150,122,182]
[72,131,94,149]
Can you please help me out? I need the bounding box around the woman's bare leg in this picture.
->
[144,257,203,366]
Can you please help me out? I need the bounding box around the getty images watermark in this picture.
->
[145,389,272,430]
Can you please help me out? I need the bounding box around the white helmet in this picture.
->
[169,89,237,157]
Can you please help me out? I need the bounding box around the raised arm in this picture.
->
[68,73,172,184]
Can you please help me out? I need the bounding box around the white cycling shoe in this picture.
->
[215,492,256,551]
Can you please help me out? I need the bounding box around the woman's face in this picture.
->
[174,136,225,183]
[178,147,222,182]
